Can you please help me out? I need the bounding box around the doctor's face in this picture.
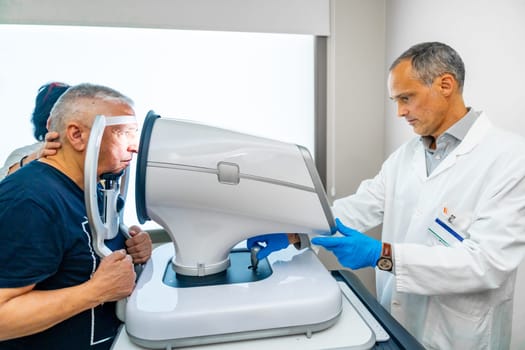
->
[97,103,139,175]
[388,59,449,138]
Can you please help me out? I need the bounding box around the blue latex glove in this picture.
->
[311,218,381,270]
[247,233,290,260]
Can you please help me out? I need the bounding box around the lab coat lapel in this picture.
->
[411,144,428,182]
[427,113,492,180]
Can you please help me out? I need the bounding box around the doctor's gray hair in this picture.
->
[390,42,465,92]
[48,83,134,137]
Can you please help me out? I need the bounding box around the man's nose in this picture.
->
[127,133,139,153]
[127,139,139,153]
[128,143,139,153]
[397,103,408,117]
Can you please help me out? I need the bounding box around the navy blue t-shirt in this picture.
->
[0,161,123,350]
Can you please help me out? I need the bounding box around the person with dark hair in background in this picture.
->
[0,82,70,179]
[0,83,152,349]
[249,42,525,349]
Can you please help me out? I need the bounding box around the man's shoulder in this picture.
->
[1,161,54,188]
[481,125,525,160]
[0,161,78,204]
[473,111,525,150]
[490,127,525,146]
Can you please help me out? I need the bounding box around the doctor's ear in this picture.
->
[66,122,90,152]
[437,73,456,97]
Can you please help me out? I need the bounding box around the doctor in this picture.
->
[249,42,525,349]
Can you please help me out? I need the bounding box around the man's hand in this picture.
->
[90,250,136,303]
[247,233,290,260]
[125,225,152,264]
[311,218,382,270]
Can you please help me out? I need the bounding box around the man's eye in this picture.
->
[112,128,138,138]
[111,129,125,137]
[125,129,138,137]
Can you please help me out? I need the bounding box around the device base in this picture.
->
[124,243,342,349]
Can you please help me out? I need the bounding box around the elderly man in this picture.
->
[0,83,152,349]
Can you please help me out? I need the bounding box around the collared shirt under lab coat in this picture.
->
[332,112,525,349]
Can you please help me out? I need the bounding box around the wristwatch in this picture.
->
[376,242,393,271]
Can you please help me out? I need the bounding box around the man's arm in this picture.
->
[0,250,135,341]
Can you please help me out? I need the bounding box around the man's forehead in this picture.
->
[388,66,421,98]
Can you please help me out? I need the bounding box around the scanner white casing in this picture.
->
[135,114,335,276]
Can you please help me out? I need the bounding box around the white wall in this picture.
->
[384,1,525,348]
[323,0,386,296]
[327,0,386,199]
[384,0,525,153]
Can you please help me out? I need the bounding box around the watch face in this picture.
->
[377,258,393,271]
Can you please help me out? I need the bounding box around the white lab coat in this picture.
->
[332,113,525,349]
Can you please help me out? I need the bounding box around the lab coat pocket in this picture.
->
[423,294,490,350]
[427,208,472,247]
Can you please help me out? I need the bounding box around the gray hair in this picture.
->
[390,42,465,92]
[48,83,134,136]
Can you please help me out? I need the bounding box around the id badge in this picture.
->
[428,208,465,247]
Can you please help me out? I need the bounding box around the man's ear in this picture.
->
[66,122,89,151]
[438,73,456,97]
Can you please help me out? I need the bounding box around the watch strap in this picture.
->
[377,242,393,271]
[382,242,392,259]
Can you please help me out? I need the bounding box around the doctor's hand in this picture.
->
[247,233,291,260]
[125,225,153,264]
[311,218,381,270]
